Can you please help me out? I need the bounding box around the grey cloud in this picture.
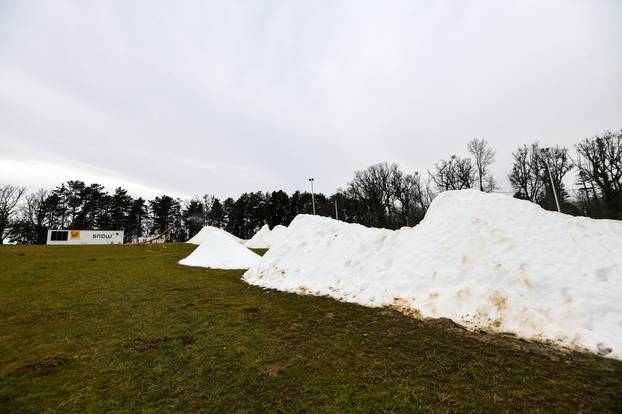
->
[1,0,621,198]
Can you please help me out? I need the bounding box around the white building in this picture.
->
[46,230,124,245]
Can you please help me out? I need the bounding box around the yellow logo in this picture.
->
[70,231,81,239]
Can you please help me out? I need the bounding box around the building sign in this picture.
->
[46,230,124,245]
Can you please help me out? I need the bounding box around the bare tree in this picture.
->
[539,146,573,209]
[391,170,426,226]
[430,155,476,191]
[576,130,622,217]
[0,185,27,244]
[571,153,601,216]
[421,176,437,211]
[347,162,397,227]
[509,143,573,210]
[347,162,429,228]
[467,138,496,192]
[24,189,50,244]
[509,144,545,202]
[7,189,50,244]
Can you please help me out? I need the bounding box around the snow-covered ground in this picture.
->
[245,224,288,249]
[180,231,260,269]
[243,190,622,359]
[186,225,242,245]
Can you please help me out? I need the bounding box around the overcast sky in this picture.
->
[1,0,621,199]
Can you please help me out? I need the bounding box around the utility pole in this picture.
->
[308,178,316,215]
[540,148,561,213]
[334,199,339,220]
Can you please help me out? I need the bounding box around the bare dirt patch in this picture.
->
[21,356,70,373]
[130,337,172,352]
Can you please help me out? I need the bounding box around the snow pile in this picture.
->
[186,226,241,245]
[244,224,271,248]
[180,231,260,269]
[244,190,622,359]
[245,224,289,249]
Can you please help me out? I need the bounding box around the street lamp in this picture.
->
[334,199,339,220]
[308,178,316,215]
[540,148,561,213]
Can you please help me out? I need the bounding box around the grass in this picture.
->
[249,248,269,256]
[1,243,621,413]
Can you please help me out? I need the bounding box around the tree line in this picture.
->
[1,129,620,244]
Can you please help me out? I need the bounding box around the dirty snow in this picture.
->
[245,224,288,249]
[186,225,242,245]
[243,190,622,359]
[180,231,260,269]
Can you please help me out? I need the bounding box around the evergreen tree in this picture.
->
[66,180,86,228]
[182,198,205,239]
[266,190,290,227]
[149,195,181,238]
[109,187,133,237]
[80,184,107,230]
[207,198,225,228]
[127,198,148,242]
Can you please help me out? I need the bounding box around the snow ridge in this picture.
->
[243,190,622,359]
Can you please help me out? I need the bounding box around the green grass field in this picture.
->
[1,244,621,413]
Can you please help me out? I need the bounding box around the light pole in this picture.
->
[308,178,316,215]
[540,148,561,213]
[334,199,339,220]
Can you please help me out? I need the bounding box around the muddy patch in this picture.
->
[243,307,261,316]
[382,302,582,361]
[129,336,172,352]
[263,360,292,377]
[489,291,507,312]
[390,297,422,318]
[21,356,70,373]
[180,335,197,346]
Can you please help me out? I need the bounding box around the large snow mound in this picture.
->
[186,226,241,245]
[244,190,622,359]
[180,231,260,269]
[245,224,288,249]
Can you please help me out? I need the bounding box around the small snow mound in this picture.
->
[245,224,289,249]
[180,231,260,269]
[244,224,271,248]
[244,190,622,359]
[186,226,241,245]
